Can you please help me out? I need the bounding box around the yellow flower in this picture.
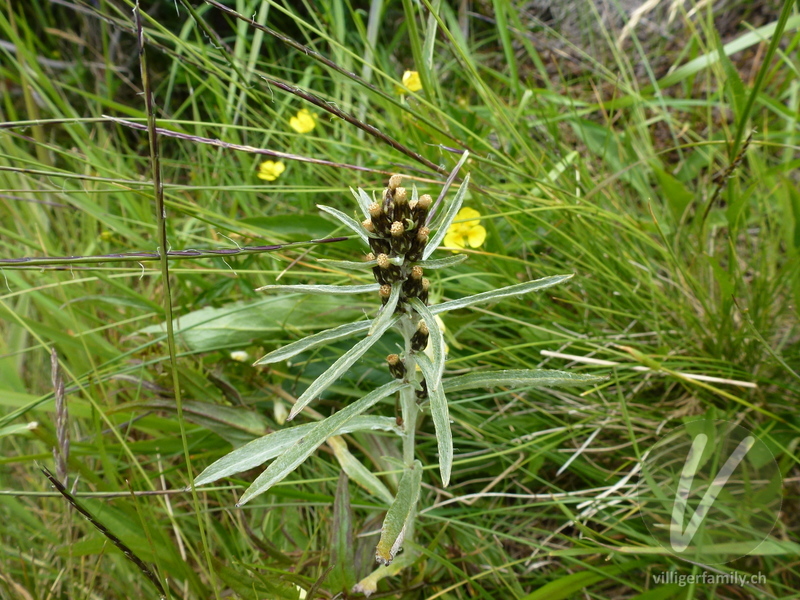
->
[257,160,286,181]
[443,207,486,249]
[289,108,317,134]
[401,70,423,93]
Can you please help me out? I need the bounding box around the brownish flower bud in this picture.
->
[362,218,375,233]
[419,278,430,304]
[393,187,410,222]
[379,284,392,305]
[403,265,424,297]
[387,353,406,379]
[390,221,405,237]
[411,319,429,352]
[406,226,430,261]
[416,378,428,400]
[388,174,403,190]
[369,202,391,235]
[412,193,433,224]
[391,221,410,254]
[376,253,390,268]
[369,237,391,255]
[376,253,402,283]
[372,266,387,285]
[365,252,376,261]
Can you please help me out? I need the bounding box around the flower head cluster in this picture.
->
[360,175,436,385]
[362,176,432,307]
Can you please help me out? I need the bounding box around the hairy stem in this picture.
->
[399,316,420,467]
[398,316,422,548]
[400,377,418,466]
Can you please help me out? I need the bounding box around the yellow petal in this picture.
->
[257,160,285,181]
[456,207,481,229]
[466,225,486,248]
[401,70,422,92]
[443,230,465,249]
[289,109,316,134]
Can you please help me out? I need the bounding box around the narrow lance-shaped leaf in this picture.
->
[317,255,403,271]
[375,460,422,565]
[317,258,377,271]
[318,204,374,243]
[369,282,400,336]
[430,274,573,315]
[426,150,470,226]
[253,319,372,366]
[408,297,445,388]
[443,369,607,393]
[237,380,409,506]
[415,353,453,486]
[328,435,395,505]
[288,314,401,420]
[350,187,373,219]
[418,254,469,270]
[194,416,401,487]
[255,283,379,294]
[423,173,470,260]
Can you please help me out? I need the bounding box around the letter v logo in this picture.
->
[670,433,755,552]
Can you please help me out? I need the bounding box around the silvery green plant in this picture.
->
[194,154,601,592]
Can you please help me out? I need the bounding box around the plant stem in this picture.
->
[399,314,421,550]
[400,378,418,466]
[400,316,419,467]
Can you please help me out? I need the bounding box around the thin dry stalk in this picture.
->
[50,348,69,487]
